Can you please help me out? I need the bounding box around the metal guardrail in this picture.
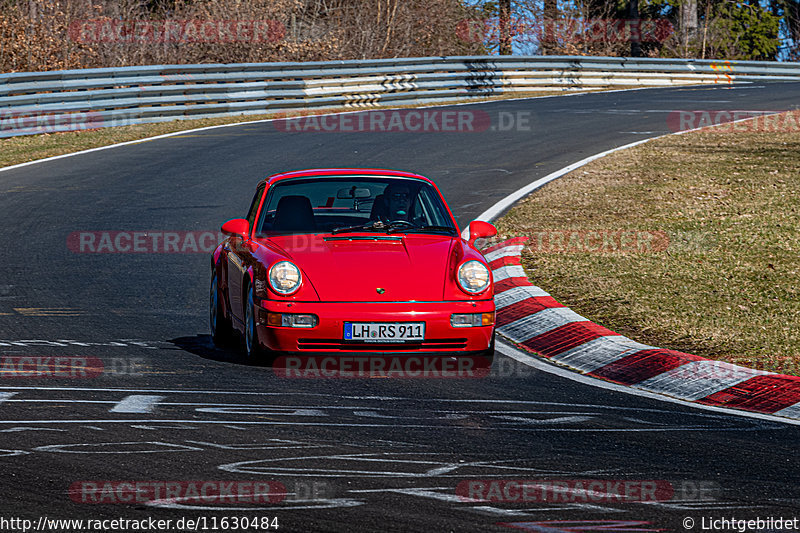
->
[2,55,799,138]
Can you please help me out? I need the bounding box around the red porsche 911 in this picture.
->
[210,168,497,360]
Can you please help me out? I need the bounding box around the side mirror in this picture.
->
[221,218,250,240]
[468,220,497,245]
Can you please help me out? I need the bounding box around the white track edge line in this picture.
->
[496,339,800,426]
[0,83,717,175]
[475,98,796,420]
[465,103,782,238]
[5,81,785,421]
[463,139,651,239]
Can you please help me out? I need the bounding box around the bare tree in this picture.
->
[499,0,511,55]
[681,0,699,56]
[542,0,558,55]
[1,0,482,72]
[628,0,641,57]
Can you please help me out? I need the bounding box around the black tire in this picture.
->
[210,272,233,347]
[243,284,265,362]
[480,331,496,365]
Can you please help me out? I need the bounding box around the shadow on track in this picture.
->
[169,334,269,367]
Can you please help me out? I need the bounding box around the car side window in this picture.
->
[246,184,265,230]
[416,186,450,227]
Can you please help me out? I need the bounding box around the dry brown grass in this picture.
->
[496,113,800,375]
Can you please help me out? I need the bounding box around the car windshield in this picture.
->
[255,176,457,236]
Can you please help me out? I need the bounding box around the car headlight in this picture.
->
[457,260,490,294]
[269,261,302,295]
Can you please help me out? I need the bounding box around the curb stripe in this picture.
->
[551,336,655,373]
[483,245,525,263]
[589,349,704,385]
[492,264,528,282]
[482,238,529,255]
[494,277,534,293]
[774,402,800,419]
[634,360,769,401]
[498,307,586,343]
[522,321,616,358]
[495,286,551,310]
[497,340,800,427]
[496,297,564,327]
[488,238,800,421]
[488,255,522,270]
[697,375,800,413]
[475,106,800,421]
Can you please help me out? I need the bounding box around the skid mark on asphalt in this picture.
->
[217,453,598,479]
[0,426,65,433]
[0,389,783,433]
[493,415,594,425]
[34,441,204,453]
[185,439,325,451]
[332,486,753,517]
[0,339,164,348]
[146,497,364,512]
[0,429,782,517]
[354,487,622,514]
[12,308,84,317]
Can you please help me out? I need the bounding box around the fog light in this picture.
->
[451,313,481,327]
[281,313,318,328]
[267,313,317,328]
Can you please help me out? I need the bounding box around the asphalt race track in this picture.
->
[1,83,799,532]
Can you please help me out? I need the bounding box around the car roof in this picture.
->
[260,168,433,187]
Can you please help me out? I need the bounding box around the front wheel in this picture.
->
[243,286,266,362]
[210,272,233,347]
[479,331,496,364]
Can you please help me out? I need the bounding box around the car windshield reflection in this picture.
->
[255,177,457,237]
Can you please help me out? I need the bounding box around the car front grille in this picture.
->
[296,338,469,351]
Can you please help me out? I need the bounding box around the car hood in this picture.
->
[266,234,457,301]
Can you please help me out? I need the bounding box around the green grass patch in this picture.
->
[495,114,800,375]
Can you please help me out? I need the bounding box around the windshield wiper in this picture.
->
[387,225,456,235]
[331,220,418,234]
[331,221,388,234]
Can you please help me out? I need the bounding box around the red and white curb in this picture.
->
[486,237,800,422]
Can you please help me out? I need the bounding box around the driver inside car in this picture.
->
[371,182,421,223]
[386,183,412,220]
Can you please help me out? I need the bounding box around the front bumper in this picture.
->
[254,299,495,353]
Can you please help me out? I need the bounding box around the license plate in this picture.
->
[344,322,425,342]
